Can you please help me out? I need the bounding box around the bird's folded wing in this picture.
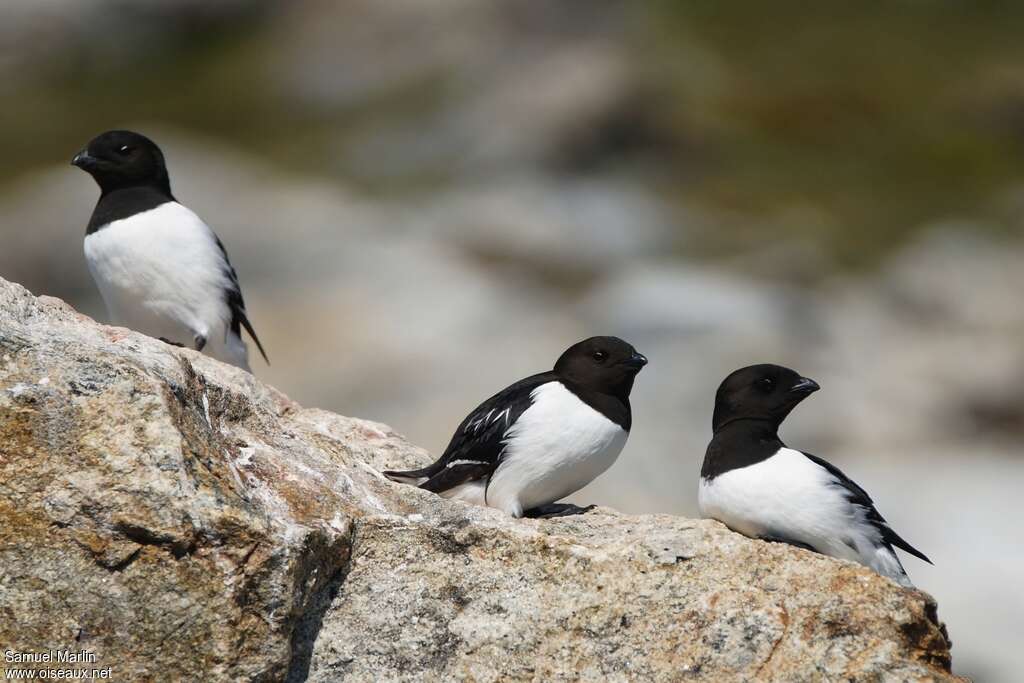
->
[420,373,555,493]
[801,451,932,563]
[211,233,269,363]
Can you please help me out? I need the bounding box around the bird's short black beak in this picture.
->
[789,377,820,395]
[71,150,99,171]
[624,353,648,370]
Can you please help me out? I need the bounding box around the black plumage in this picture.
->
[801,451,931,564]
[384,336,647,517]
[699,363,931,586]
[390,373,551,494]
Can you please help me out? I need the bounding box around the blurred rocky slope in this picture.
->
[2,1,1023,679]
[2,133,1023,499]
[6,2,1024,255]
[0,277,957,681]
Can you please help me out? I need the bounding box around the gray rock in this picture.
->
[419,177,674,276]
[0,276,956,681]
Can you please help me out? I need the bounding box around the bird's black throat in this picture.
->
[701,417,784,480]
[86,185,175,235]
[559,377,632,431]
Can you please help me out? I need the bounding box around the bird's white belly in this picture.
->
[698,447,866,562]
[487,382,628,516]
[83,202,230,347]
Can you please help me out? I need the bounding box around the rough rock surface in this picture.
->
[0,276,956,682]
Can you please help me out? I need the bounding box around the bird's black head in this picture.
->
[553,336,647,399]
[712,363,819,433]
[71,130,170,195]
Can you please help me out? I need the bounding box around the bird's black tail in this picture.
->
[383,464,441,486]
[237,309,269,365]
[882,526,932,565]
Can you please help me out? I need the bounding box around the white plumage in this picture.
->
[698,447,912,586]
[484,381,628,517]
[438,480,488,507]
[84,201,251,370]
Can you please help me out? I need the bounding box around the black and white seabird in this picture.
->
[385,336,648,518]
[72,130,268,371]
[698,364,931,587]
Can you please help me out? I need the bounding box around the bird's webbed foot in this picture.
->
[193,334,207,351]
[523,503,597,519]
[159,337,186,348]
[759,534,818,553]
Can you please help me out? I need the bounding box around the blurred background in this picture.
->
[1,2,1021,678]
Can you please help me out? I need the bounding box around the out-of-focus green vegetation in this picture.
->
[4,17,437,189]
[641,2,1024,265]
[6,2,1024,267]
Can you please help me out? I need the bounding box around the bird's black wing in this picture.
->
[386,373,556,494]
[214,235,269,364]
[801,452,932,564]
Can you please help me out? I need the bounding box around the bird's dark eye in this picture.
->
[117,145,133,156]
[758,377,774,391]
[592,350,608,363]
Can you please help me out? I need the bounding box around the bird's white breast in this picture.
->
[486,381,628,516]
[83,201,233,346]
[698,447,875,563]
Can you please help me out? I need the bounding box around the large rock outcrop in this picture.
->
[0,276,956,682]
